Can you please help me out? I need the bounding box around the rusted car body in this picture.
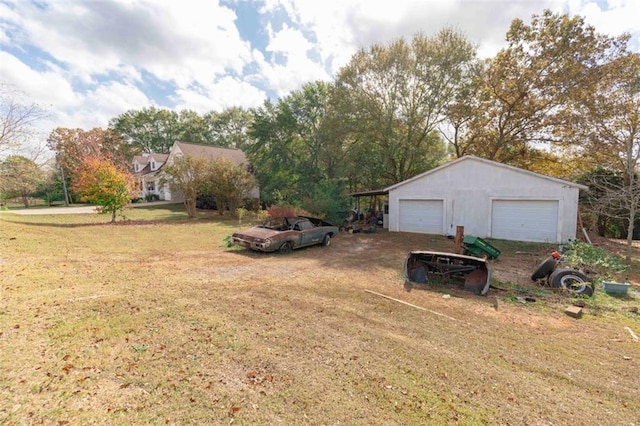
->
[404,251,491,295]
[231,216,339,253]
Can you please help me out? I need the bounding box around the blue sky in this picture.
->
[1,0,639,155]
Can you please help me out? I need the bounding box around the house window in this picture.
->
[134,164,139,172]
[151,161,156,170]
[147,182,155,191]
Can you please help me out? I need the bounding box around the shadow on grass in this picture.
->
[0,215,208,228]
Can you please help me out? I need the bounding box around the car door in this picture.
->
[295,220,321,246]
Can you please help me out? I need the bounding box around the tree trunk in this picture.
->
[184,199,197,218]
[111,209,117,223]
[625,204,636,264]
[596,215,607,237]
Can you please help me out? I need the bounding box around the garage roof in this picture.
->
[349,189,389,197]
[384,155,588,192]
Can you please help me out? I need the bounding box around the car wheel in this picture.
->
[278,241,293,254]
[548,268,593,296]
[531,257,558,281]
[322,234,331,247]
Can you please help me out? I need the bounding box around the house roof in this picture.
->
[384,155,588,192]
[173,141,248,165]
[133,153,169,165]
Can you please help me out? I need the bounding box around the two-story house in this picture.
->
[132,152,169,200]
[132,141,259,202]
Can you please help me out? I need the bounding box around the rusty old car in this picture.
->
[231,216,339,254]
[404,251,492,295]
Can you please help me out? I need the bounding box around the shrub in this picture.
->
[561,240,627,278]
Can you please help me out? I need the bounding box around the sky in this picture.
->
[1,0,639,156]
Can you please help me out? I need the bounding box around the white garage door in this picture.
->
[491,200,559,242]
[399,200,444,234]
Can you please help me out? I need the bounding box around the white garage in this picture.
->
[385,156,587,243]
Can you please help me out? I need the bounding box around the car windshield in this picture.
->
[263,218,284,228]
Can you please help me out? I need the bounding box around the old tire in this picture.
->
[548,268,593,296]
[531,257,558,281]
[322,234,331,247]
[278,241,293,254]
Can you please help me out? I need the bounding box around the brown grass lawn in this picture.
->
[1,205,639,425]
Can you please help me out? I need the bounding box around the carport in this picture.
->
[349,189,389,229]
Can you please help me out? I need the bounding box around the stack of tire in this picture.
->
[531,252,594,297]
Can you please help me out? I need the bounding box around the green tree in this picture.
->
[248,82,346,209]
[71,157,134,222]
[332,29,473,185]
[177,109,210,145]
[205,157,257,216]
[203,107,254,150]
[36,166,66,207]
[109,107,182,153]
[248,99,303,205]
[162,154,212,218]
[0,155,44,207]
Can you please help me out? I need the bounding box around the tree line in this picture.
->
[2,10,640,252]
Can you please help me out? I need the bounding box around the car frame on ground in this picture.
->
[231,216,339,254]
[404,251,492,295]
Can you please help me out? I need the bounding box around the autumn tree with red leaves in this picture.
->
[72,157,135,222]
[46,127,136,202]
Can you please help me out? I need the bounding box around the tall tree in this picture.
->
[203,107,254,150]
[247,82,347,209]
[0,83,48,154]
[332,28,473,185]
[72,157,135,222]
[0,155,44,207]
[109,107,181,153]
[46,127,134,203]
[569,53,640,259]
[461,10,627,168]
[248,99,303,205]
[178,110,210,145]
[440,60,486,159]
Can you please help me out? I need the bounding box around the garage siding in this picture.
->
[398,200,444,234]
[491,200,559,242]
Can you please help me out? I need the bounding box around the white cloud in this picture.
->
[173,76,267,113]
[63,81,153,129]
[572,0,640,40]
[1,0,639,143]
[0,51,77,109]
[2,0,253,88]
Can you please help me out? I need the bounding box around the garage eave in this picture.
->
[385,156,589,192]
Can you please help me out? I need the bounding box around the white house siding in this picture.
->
[386,156,586,244]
